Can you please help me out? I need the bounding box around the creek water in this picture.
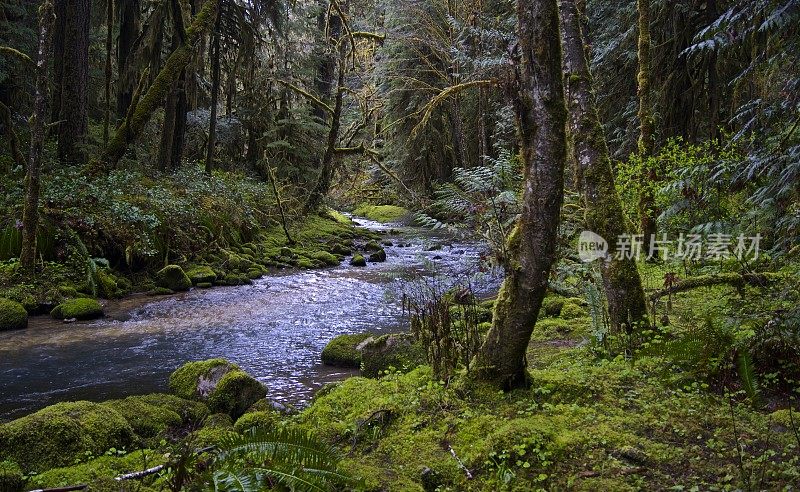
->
[0,218,498,421]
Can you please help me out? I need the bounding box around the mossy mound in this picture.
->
[233,410,280,433]
[359,333,426,378]
[0,298,27,331]
[101,394,209,439]
[185,265,217,285]
[0,460,24,492]
[50,298,104,321]
[25,450,162,491]
[310,251,340,266]
[0,401,135,473]
[95,270,121,299]
[154,265,192,292]
[146,287,174,296]
[560,301,588,319]
[368,249,387,262]
[321,333,372,368]
[353,204,410,223]
[350,254,367,267]
[541,296,566,317]
[169,359,266,418]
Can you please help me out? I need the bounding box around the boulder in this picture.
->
[0,298,27,331]
[358,333,426,378]
[154,265,192,292]
[321,333,372,368]
[0,401,134,473]
[185,265,217,285]
[101,394,209,439]
[169,359,266,418]
[50,298,104,321]
[350,254,367,267]
[368,249,387,263]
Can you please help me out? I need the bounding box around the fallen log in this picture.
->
[650,272,782,302]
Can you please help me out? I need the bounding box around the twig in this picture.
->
[115,464,164,481]
[446,443,473,480]
[27,486,87,492]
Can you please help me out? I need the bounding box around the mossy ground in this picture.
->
[353,204,411,223]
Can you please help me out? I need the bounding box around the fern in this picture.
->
[736,353,760,404]
[208,427,356,492]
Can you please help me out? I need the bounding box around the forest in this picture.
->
[0,0,798,490]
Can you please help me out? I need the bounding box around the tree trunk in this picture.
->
[117,0,140,116]
[560,0,649,333]
[102,0,218,167]
[158,0,188,171]
[55,0,90,165]
[204,11,221,174]
[21,0,55,271]
[313,0,339,124]
[474,0,567,389]
[103,0,113,145]
[636,0,657,244]
[50,0,65,123]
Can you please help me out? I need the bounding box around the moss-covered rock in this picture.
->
[95,270,120,299]
[146,287,174,296]
[25,450,162,491]
[50,298,104,321]
[360,333,426,378]
[0,460,24,492]
[204,413,234,429]
[354,204,410,223]
[185,265,217,285]
[560,302,588,320]
[233,411,280,433]
[321,333,372,367]
[350,254,367,267]
[169,359,266,418]
[364,240,382,252]
[0,298,27,331]
[541,296,566,317]
[296,258,314,269]
[154,265,192,292]
[311,251,340,266]
[101,394,208,439]
[0,401,135,473]
[196,282,213,289]
[368,249,387,263]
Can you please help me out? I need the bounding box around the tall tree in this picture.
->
[159,0,188,171]
[52,0,89,165]
[474,0,567,389]
[20,0,55,270]
[204,9,221,174]
[560,0,649,332]
[116,0,140,116]
[636,0,657,244]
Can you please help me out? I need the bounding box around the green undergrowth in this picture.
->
[295,313,799,491]
[353,204,411,223]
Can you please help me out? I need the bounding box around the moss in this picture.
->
[364,240,382,251]
[0,298,27,331]
[0,401,135,473]
[185,265,217,285]
[360,334,426,378]
[154,265,191,292]
[353,204,410,223]
[51,298,104,320]
[541,296,566,317]
[368,249,387,262]
[27,450,161,491]
[169,359,266,418]
[560,302,588,320]
[95,270,119,299]
[203,413,234,429]
[321,333,372,368]
[196,282,212,289]
[326,209,353,225]
[146,287,174,296]
[208,370,268,418]
[101,394,208,439]
[296,258,314,269]
[233,411,280,433]
[246,268,264,279]
[310,251,340,266]
[350,254,367,267]
[0,460,24,492]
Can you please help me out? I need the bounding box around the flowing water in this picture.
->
[0,218,498,421]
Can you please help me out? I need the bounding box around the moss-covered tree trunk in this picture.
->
[116,0,140,116]
[474,0,567,389]
[636,0,658,245]
[20,0,55,271]
[560,0,649,332]
[54,0,89,165]
[102,0,218,168]
[204,10,221,174]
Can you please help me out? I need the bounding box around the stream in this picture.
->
[0,218,499,421]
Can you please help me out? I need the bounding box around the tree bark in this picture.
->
[636,0,657,245]
[204,10,221,174]
[102,0,218,167]
[474,0,567,389]
[55,0,90,165]
[103,0,113,145]
[116,0,140,116]
[158,0,188,171]
[21,0,55,271]
[560,0,649,332]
